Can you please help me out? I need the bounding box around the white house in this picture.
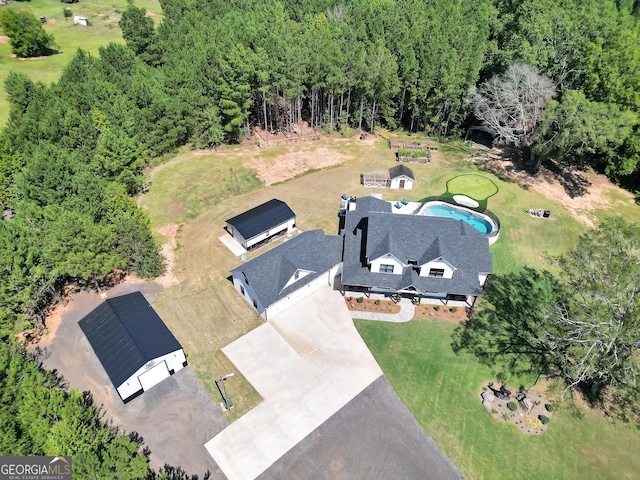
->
[226,199,296,250]
[230,230,342,320]
[78,291,187,403]
[340,196,492,306]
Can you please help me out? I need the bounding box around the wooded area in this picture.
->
[1,0,640,474]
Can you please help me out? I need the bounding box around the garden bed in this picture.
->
[479,380,553,435]
[345,297,401,314]
[413,304,470,322]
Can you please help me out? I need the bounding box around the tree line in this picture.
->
[1,0,640,473]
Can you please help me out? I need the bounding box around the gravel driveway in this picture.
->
[40,282,228,479]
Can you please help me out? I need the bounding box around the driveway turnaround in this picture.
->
[205,286,383,480]
[258,376,464,480]
[41,283,228,479]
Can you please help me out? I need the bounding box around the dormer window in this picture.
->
[380,264,394,273]
[294,270,300,280]
[428,268,445,277]
[408,260,418,266]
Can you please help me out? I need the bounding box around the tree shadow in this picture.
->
[541,159,592,198]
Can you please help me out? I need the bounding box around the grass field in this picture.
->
[356,319,640,480]
[0,0,162,125]
[139,134,640,451]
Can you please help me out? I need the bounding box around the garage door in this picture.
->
[138,360,170,391]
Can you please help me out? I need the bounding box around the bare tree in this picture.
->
[467,63,555,148]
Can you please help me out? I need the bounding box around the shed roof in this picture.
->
[78,292,182,389]
[226,199,295,240]
[388,165,415,180]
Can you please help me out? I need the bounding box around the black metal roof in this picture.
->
[225,199,295,240]
[78,292,183,389]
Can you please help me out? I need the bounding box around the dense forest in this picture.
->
[1,0,639,475]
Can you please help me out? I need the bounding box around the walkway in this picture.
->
[205,286,382,480]
[348,297,416,322]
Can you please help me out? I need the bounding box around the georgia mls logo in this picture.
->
[0,456,72,480]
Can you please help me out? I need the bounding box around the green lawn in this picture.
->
[0,0,163,125]
[356,319,640,480]
[445,174,499,201]
[138,134,640,438]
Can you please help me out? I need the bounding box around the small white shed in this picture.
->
[73,16,88,26]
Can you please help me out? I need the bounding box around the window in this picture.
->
[252,299,258,309]
[429,268,445,277]
[242,272,249,285]
[294,270,300,280]
[379,264,394,273]
[240,285,245,296]
[408,260,418,266]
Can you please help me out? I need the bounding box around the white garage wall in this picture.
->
[117,349,187,401]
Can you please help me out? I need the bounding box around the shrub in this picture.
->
[374,299,381,306]
[356,297,364,304]
[545,404,554,413]
[434,305,440,311]
[63,7,73,18]
[539,415,550,425]
[502,413,510,421]
[451,306,458,313]
[507,402,518,411]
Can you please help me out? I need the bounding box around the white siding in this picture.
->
[389,176,414,190]
[369,255,403,274]
[265,264,340,320]
[479,273,489,286]
[117,349,187,401]
[245,218,296,249]
[420,259,455,278]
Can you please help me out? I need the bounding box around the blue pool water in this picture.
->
[423,205,492,234]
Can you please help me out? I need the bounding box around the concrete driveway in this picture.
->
[205,286,383,480]
[41,282,228,479]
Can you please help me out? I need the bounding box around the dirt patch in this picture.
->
[473,147,634,228]
[413,304,470,322]
[244,146,352,185]
[154,224,181,287]
[480,381,553,435]
[0,36,9,44]
[345,297,401,314]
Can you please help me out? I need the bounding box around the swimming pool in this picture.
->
[418,201,499,243]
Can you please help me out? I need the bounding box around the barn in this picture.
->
[225,199,296,250]
[78,291,187,404]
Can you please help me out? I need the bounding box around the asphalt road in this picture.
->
[41,282,228,479]
[258,375,464,480]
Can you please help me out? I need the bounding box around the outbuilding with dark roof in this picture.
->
[225,199,296,250]
[78,291,187,403]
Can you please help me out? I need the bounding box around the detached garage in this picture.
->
[79,291,187,404]
[226,199,296,250]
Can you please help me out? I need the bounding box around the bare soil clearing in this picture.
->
[244,144,353,185]
[476,147,633,228]
[153,223,181,288]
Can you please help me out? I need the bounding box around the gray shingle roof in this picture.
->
[230,230,342,308]
[388,164,415,180]
[342,197,492,296]
[78,292,183,390]
[226,199,295,240]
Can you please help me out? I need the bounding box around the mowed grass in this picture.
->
[356,319,640,480]
[445,174,498,200]
[139,134,640,432]
[0,0,162,125]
